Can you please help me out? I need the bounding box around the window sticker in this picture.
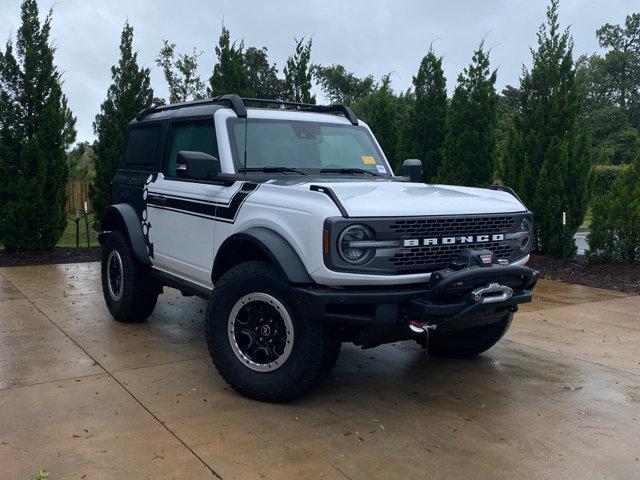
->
[376,164,387,174]
[361,155,376,164]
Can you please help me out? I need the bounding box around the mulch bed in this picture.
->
[1,247,638,295]
[0,247,101,267]
[528,254,640,295]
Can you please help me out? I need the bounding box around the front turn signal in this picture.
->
[323,229,329,255]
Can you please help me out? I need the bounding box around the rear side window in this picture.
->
[124,125,160,167]
[165,121,218,178]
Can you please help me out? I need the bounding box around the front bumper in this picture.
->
[309,254,530,286]
[293,263,538,345]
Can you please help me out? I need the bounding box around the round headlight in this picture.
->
[520,218,532,252]
[338,225,376,265]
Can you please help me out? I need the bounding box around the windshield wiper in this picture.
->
[238,166,307,175]
[320,167,380,176]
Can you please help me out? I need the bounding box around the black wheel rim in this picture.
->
[228,293,294,372]
[106,250,124,301]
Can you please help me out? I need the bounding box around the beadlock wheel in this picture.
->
[227,292,294,372]
[106,250,124,301]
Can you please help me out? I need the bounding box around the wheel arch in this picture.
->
[212,227,313,285]
[99,204,151,265]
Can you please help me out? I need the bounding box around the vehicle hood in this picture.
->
[285,180,527,216]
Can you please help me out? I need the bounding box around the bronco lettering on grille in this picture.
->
[403,234,505,247]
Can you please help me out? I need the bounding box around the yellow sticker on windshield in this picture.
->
[361,156,376,164]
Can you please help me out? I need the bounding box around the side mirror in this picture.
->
[401,159,422,183]
[176,151,221,180]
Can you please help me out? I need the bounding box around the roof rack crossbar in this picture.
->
[241,98,358,125]
[135,95,357,125]
[136,94,247,121]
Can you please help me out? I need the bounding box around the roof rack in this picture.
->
[241,98,358,125]
[135,94,358,125]
[136,94,247,121]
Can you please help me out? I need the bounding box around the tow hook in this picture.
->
[408,320,437,334]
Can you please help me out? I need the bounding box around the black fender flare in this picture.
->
[100,204,151,265]
[212,227,313,284]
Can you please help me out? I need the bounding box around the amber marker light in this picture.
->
[323,229,329,255]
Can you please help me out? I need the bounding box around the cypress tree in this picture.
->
[437,41,498,186]
[283,38,315,104]
[588,154,640,264]
[398,48,447,181]
[90,21,154,226]
[208,26,248,97]
[355,75,400,168]
[501,0,591,258]
[0,0,76,250]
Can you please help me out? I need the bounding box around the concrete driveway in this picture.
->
[1,263,639,480]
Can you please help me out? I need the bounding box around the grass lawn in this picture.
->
[57,213,99,247]
[0,213,99,251]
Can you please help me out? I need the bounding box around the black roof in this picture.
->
[135,94,358,125]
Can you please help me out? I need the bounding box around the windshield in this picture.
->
[228,118,391,176]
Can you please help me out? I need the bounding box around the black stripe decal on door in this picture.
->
[148,195,217,217]
[146,182,259,223]
[215,182,259,221]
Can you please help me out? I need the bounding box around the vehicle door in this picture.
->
[144,117,229,287]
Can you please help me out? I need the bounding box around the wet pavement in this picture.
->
[1,263,639,480]
[574,231,589,255]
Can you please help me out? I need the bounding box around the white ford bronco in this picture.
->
[99,94,538,402]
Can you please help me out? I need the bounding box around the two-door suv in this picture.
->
[99,95,538,402]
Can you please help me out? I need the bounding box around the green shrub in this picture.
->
[587,159,640,264]
[591,164,631,198]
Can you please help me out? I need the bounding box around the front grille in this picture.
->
[390,215,516,237]
[386,214,519,271]
[390,242,515,268]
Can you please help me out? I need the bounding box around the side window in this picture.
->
[124,125,160,167]
[165,121,218,178]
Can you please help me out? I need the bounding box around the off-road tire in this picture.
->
[101,230,158,323]
[206,261,340,403]
[428,313,513,358]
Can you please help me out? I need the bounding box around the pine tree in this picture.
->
[596,13,640,121]
[501,0,591,258]
[575,13,640,165]
[208,26,248,97]
[437,41,498,186]
[398,48,447,181]
[312,64,375,105]
[90,21,154,226]
[283,37,315,104]
[0,0,76,250]
[244,46,283,99]
[156,40,206,103]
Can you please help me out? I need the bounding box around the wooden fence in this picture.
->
[66,180,92,213]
